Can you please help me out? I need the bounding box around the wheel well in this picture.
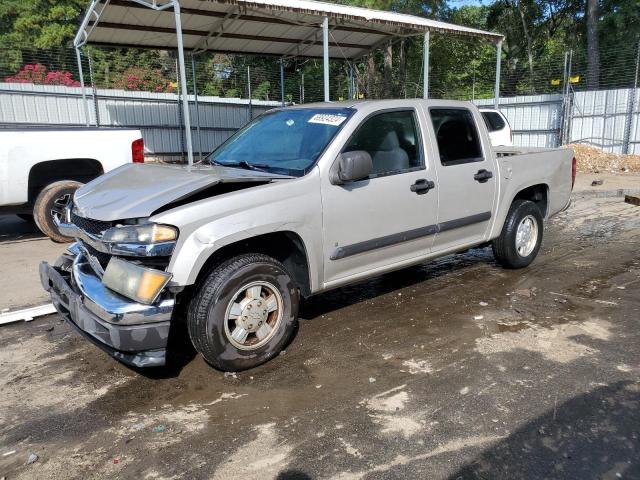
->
[195,232,312,297]
[28,159,104,203]
[513,184,548,217]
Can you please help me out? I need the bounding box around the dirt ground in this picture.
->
[1,194,639,480]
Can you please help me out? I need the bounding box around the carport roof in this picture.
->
[76,0,504,59]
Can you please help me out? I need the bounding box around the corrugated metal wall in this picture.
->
[0,83,279,158]
[569,89,640,154]
[476,94,564,148]
[1,83,638,155]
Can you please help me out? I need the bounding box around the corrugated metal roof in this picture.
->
[76,0,503,58]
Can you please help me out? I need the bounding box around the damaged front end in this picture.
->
[40,206,178,368]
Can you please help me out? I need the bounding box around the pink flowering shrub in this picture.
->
[5,64,81,87]
[112,67,175,93]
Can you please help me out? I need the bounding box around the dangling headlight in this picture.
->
[102,224,178,244]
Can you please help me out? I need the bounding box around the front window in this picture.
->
[343,110,423,177]
[209,108,354,176]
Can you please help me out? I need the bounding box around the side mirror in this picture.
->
[331,151,372,185]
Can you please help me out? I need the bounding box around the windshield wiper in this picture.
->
[214,160,271,172]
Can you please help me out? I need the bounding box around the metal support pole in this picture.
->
[191,56,202,161]
[301,73,305,104]
[247,66,253,120]
[280,58,285,107]
[174,1,194,168]
[494,40,502,109]
[75,47,91,126]
[623,40,640,154]
[348,63,354,100]
[87,51,100,127]
[423,31,430,99]
[322,16,330,102]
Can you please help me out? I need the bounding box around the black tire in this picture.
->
[187,253,300,371]
[492,199,543,269]
[33,180,82,243]
[17,214,34,223]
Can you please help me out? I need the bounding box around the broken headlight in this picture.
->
[102,257,172,304]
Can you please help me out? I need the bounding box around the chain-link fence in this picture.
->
[1,40,639,156]
[2,41,639,103]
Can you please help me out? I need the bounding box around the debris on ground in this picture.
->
[223,372,237,379]
[152,425,166,433]
[479,301,489,307]
[570,144,640,173]
[624,195,640,206]
[369,377,376,383]
[591,179,604,186]
[26,453,38,465]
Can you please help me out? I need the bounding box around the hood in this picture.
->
[73,163,290,221]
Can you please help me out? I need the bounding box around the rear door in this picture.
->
[428,107,497,252]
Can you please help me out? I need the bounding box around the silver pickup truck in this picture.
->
[40,99,575,371]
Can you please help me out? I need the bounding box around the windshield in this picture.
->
[208,108,354,176]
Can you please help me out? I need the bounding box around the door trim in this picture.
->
[330,211,491,260]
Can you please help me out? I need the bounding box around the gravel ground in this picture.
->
[0,194,639,480]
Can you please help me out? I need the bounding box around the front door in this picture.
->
[321,109,439,285]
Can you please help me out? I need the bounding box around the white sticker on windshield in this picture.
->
[308,113,347,126]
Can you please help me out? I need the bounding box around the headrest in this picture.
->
[378,130,400,151]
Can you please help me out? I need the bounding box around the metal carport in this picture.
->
[74,0,504,167]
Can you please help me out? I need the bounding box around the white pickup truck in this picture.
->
[41,99,575,371]
[0,128,143,241]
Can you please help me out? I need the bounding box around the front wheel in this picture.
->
[187,253,299,371]
[492,199,543,269]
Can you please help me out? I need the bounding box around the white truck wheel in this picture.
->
[33,180,82,243]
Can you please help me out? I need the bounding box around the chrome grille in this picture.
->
[71,212,111,236]
[80,241,111,270]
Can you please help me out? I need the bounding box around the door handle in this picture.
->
[474,169,493,183]
[410,179,435,195]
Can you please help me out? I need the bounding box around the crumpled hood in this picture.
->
[73,163,289,221]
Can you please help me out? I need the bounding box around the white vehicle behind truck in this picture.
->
[479,107,513,146]
[0,128,144,241]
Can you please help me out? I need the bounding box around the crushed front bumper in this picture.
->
[39,252,175,368]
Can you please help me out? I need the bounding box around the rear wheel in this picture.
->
[492,199,543,269]
[187,253,299,371]
[33,180,82,243]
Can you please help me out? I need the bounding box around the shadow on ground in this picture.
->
[449,381,640,479]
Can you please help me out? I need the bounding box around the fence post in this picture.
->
[280,58,285,106]
[87,51,100,127]
[175,58,185,162]
[623,40,640,154]
[494,39,502,109]
[247,66,253,121]
[560,50,574,146]
[191,55,202,161]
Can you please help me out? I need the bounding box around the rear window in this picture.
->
[429,108,484,167]
[481,111,506,132]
